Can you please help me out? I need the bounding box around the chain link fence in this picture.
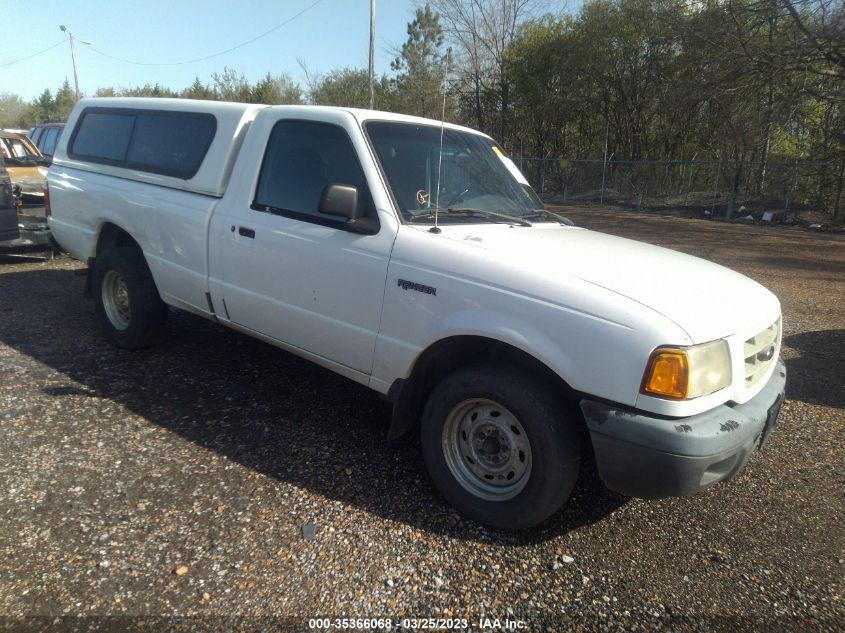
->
[518,157,845,224]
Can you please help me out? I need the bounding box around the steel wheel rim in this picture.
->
[102,270,131,330]
[442,398,532,501]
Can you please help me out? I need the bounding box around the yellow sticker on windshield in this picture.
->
[492,146,503,157]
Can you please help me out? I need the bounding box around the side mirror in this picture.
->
[318,183,379,235]
[319,184,358,220]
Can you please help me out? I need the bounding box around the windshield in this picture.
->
[1,136,42,164]
[364,121,543,223]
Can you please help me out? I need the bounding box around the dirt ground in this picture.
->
[0,208,842,632]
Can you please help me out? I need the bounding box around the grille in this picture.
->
[744,318,780,389]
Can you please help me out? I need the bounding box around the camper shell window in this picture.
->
[69,107,217,179]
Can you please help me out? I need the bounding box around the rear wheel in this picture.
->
[421,363,580,529]
[92,247,167,349]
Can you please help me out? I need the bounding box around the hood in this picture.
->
[430,223,780,344]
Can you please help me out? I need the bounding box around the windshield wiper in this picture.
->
[519,209,575,226]
[409,207,532,227]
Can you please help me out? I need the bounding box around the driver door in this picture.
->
[210,115,395,376]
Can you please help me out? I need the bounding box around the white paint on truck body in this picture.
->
[47,97,782,422]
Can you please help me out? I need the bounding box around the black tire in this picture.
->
[92,247,167,349]
[421,363,580,530]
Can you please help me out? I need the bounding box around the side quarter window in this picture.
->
[253,120,376,228]
[42,128,60,155]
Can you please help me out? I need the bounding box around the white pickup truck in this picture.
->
[47,98,786,529]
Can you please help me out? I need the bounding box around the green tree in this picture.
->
[117,83,177,98]
[54,79,76,117]
[569,0,690,161]
[309,68,393,109]
[28,89,56,123]
[211,67,252,102]
[181,77,217,101]
[391,2,453,119]
[725,0,844,209]
[0,92,31,128]
[432,0,548,140]
[250,73,303,105]
[506,17,575,159]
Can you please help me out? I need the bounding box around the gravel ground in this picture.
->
[0,209,842,632]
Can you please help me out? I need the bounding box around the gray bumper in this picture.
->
[580,360,786,499]
[0,215,53,251]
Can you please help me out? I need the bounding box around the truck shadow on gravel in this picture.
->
[0,268,627,544]
[782,330,845,410]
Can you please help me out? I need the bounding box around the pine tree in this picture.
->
[54,79,76,117]
[391,2,452,119]
[181,77,216,101]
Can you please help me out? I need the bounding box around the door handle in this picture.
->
[238,227,256,239]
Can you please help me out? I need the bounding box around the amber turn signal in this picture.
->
[641,348,689,399]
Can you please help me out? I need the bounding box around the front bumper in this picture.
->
[580,360,786,499]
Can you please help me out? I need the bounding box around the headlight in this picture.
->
[641,340,732,400]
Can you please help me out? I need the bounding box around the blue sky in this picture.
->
[1,0,419,100]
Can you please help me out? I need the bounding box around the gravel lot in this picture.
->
[0,209,843,632]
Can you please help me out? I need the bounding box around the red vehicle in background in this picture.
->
[28,121,66,161]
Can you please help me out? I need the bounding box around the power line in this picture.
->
[0,39,67,68]
[87,0,325,67]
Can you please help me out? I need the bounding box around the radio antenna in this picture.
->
[430,65,449,234]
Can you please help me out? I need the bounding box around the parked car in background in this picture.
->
[0,131,48,206]
[29,122,66,160]
[0,155,20,244]
[0,130,56,255]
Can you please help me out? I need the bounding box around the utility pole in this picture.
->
[59,25,91,100]
[60,25,80,100]
[368,0,375,110]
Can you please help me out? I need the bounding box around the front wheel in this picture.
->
[421,364,580,530]
[92,247,168,349]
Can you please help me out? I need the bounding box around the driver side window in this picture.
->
[253,120,375,226]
